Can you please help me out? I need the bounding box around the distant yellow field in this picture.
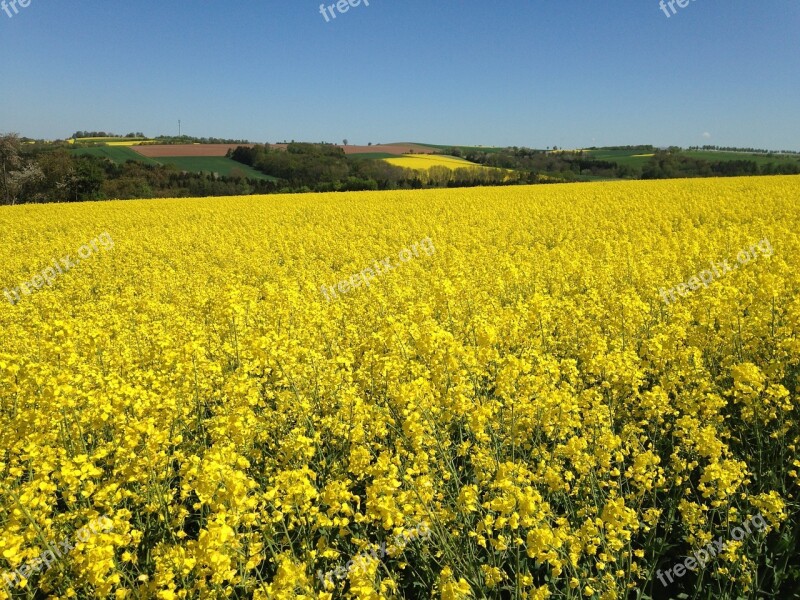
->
[105,140,156,147]
[384,154,480,171]
[72,137,156,146]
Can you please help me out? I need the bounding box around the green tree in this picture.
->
[0,133,22,205]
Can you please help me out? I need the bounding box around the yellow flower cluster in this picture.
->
[383,155,481,171]
[1,175,798,598]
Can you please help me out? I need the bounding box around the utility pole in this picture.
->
[178,120,181,137]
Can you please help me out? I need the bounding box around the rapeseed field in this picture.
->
[1,176,798,599]
[383,155,479,170]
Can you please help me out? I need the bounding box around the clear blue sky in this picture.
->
[1,0,798,149]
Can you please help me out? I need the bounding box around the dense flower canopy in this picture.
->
[0,176,798,598]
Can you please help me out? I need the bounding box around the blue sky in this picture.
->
[0,0,798,149]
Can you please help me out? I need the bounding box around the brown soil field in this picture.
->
[131,144,255,158]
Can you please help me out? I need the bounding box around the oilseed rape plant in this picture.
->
[320,237,435,303]
[317,522,431,587]
[0,175,799,598]
[3,231,114,306]
[1,515,113,591]
[656,513,767,588]
[658,237,773,305]
[383,155,480,171]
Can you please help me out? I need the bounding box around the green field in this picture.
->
[71,146,161,165]
[71,144,799,184]
[153,157,277,181]
[73,137,151,143]
[419,143,506,154]
[346,152,397,160]
[583,149,655,168]
[681,149,800,167]
[71,148,276,181]
[584,148,800,169]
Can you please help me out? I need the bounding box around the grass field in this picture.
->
[681,149,800,167]
[419,143,506,154]
[346,152,398,160]
[72,137,155,145]
[584,148,800,170]
[2,176,798,598]
[152,157,278,181]
[583,149,655,169]
[71,146,162,166]
[71,148,276,180]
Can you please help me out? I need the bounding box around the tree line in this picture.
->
[72,131,145,139]
[642,150,800,179]
[442,146,800,181]
[228,143,532,192]
[442,147,640,180]
[0,134,276,205]
[689,144,799,155]
[70,133,252,145]
[3,133,799,206]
